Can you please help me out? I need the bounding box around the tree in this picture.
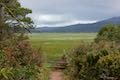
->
[0,0,33,32]
[95,24,120,43]
[0,0,33,45]
[0,0,42,80]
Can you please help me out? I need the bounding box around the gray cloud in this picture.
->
[20,0,120,27]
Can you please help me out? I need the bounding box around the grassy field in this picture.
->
[28,33,97,61]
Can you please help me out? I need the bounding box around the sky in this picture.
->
[20,0,120,27]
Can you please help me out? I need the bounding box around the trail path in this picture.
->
[50,70,63,80]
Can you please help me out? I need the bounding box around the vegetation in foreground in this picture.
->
[1,0,120,80]
[65,24,120,80]
[0,0,42,80]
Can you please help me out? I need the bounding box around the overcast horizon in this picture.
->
[20,0,120,27]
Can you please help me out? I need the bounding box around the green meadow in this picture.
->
[28,33,97,61]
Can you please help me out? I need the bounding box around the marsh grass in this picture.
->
[28,33,96,61]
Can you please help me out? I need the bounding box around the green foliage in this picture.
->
[65,41,120,80]
[0,0,33,32]
[0,1,42,80]
[0,34,42,80]
[13,66,40,80]
[0,68,14,80]
[65,24,120,80]
[95,24,120,43]
[96,53,120,79]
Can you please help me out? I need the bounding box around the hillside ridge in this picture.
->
[31,16,120,32]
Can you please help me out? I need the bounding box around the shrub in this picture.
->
[96,53,120,79]
[95,24,120,43]
[64,24,120,80]
[65,41,120,80]
[0,34,42,80]
[64,43,90,80]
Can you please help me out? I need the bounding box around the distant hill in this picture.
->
[31,17,120,33]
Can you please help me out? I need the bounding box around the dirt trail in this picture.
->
[50,70,63,80]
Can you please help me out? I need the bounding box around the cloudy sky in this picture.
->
[20,0,120,27]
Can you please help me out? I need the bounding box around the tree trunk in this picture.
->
[0,3,4,27]
[0,3,5,43]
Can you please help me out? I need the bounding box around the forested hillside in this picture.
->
[33,17,120,32]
